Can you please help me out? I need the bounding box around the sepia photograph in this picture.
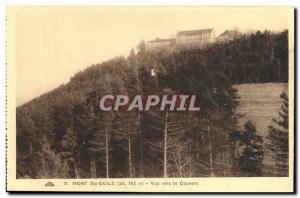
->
[6,6,294,192]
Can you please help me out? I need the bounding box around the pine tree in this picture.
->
[113,112,138,177]
[60,127,79,178]
[239,120,264,176]
[266,92,289,176]
[72,102,96,178]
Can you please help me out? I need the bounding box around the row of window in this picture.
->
[176,36,212,44]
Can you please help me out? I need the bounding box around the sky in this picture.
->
[10,6,293,105]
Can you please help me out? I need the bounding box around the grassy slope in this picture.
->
[234,83,288,137]
[234,83,288,175]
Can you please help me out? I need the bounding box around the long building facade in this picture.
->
[175,28,215,48]
[146,38,175,51]
[217,30,242,43]
[146,28,242,50]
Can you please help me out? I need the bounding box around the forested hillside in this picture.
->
[16,30,288,178]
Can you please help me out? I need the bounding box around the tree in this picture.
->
[266,92,289,176]
[16,108,38,178]
[239,120,264,176]
[60,127,79,178]
[71,102,96,178]
[137,40,146,53]
[229,130,242,176]
[127,48,145,177]
[145,104,195,178]
[37,135,69,178]
[113,112,138,177]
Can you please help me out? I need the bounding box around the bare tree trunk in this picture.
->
[207,126,214,176]
[105,127,109,178]
[278,64,281,81]
[136,65,144,177]
[163,112,169,178]
[233,141,238,176]
[90,152,93,177]
[138,112,144,177]
[74,163,79,179]
[128,136,133,178]
[188,159,192,177]
[243,64,246,83]
[220,127,227,177]
[178,146,182,177]
[222,151,227,176]
[93,153,97,178]
[90,151,96,178]
[29,144,33,155]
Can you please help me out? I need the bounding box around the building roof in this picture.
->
[177,28,213,36]
[147,38,175,43]
[219,30,241,37]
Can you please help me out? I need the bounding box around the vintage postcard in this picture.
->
[6,6,295,192]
